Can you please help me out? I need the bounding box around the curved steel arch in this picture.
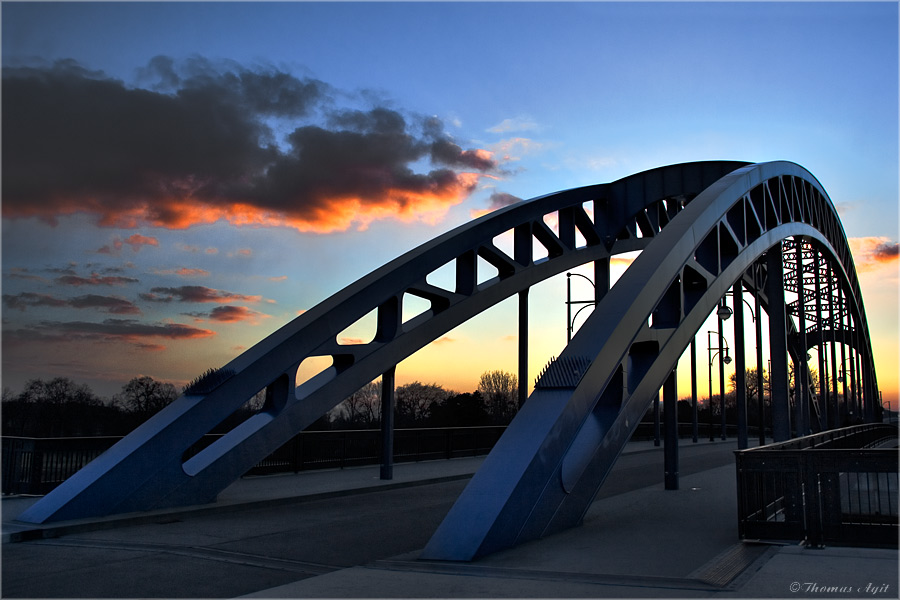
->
[422,161,879,560]
[19,161,747,524]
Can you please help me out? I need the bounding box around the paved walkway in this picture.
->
[3,439,897,598]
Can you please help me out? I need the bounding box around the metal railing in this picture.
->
[735,423,899,548]
[2,426,507,496]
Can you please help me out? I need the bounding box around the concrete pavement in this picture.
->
[3,438,897,598]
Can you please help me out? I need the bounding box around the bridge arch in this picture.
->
[20,162,879,558]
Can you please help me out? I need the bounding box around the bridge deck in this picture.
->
[3,438,896,598]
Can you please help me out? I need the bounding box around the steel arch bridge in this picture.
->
[20,161,880,561]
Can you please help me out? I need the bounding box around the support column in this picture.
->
[691,337,699,443]
[795,241,809,436]
[815,249,827,430]
[767,247,791,441]
[518,289,529,409]
[380,367,396,480]
[734,281,748,449]
[664,369,679,490]
[754,261,765,445]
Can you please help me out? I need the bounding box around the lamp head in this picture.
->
[717,304,733,321]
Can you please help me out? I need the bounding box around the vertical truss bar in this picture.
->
[734,280,748,449]
[795,240,809,436]
[754,260,766,445]
[518,289,529,409]
[768,246,792,441]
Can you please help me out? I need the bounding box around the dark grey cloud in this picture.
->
[487,192,523,210]
[2,292,142,315]
[140,285,261,304]
[2,58,498,232]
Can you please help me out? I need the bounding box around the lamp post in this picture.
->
[707,328,732,441]
[566,272,596,342]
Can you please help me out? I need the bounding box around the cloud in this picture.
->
[55,272,140,286]
[849,237,900,272]
[204,305,269,323]
[4,318,215,346]
[140,285,262,304]
[3,58,498,233]
[152,267,210,277]
[2,292,141,315]
[487,117,539,134]
[470,191,523,219]
[98,233,159,254]
[490,137,544,162]
[3,292,67,310]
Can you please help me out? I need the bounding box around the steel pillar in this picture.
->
[663,369,679,490]
[768,247,791,442]
[691,337,699,443]
[734,281,748,449]
[518,289,528,409]
[754,261,765,445]
[380,367,395,480]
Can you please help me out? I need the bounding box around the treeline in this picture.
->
[2,370,520,438]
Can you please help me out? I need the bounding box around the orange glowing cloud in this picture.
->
[849,237,899,273]
[3,60,499,234]
[206,305,269,324]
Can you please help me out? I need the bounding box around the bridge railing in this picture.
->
[735,424,899,548]
[1,426,508,496]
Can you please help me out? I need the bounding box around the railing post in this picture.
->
[29,441,44,496]
[803,451,825,547]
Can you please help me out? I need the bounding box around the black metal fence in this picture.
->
[735,423,899,548]
[2,426,507,496]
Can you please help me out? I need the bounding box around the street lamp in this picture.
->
[566,272,596,342]
[707,329,731,441]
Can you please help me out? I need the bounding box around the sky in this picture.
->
[2,1,898,409]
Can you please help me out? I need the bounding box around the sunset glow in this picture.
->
[2,2,896,409]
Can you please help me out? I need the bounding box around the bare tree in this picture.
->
[478,370,518,424]
[333,380,381,428]
[396,382,451,426]
[119,376,177,417]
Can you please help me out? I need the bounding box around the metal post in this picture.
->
[815,249,827,430]
[691,337,699,443]
[795,240,809,436]
[664,369,679,490]
[380,367,396,480]
[718,306,727,440]
[518,289,528,409]
[708,334,715,442]
[653,392,661,447]
[734,281,748,449]
[767,247,791,442]
[566,274,572,343]
[754,261,765,445]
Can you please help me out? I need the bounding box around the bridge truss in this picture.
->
[19,161,880,561]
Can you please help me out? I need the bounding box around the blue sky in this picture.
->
[2,1,898,402]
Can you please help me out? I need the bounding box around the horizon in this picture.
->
[2,2,897,408]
